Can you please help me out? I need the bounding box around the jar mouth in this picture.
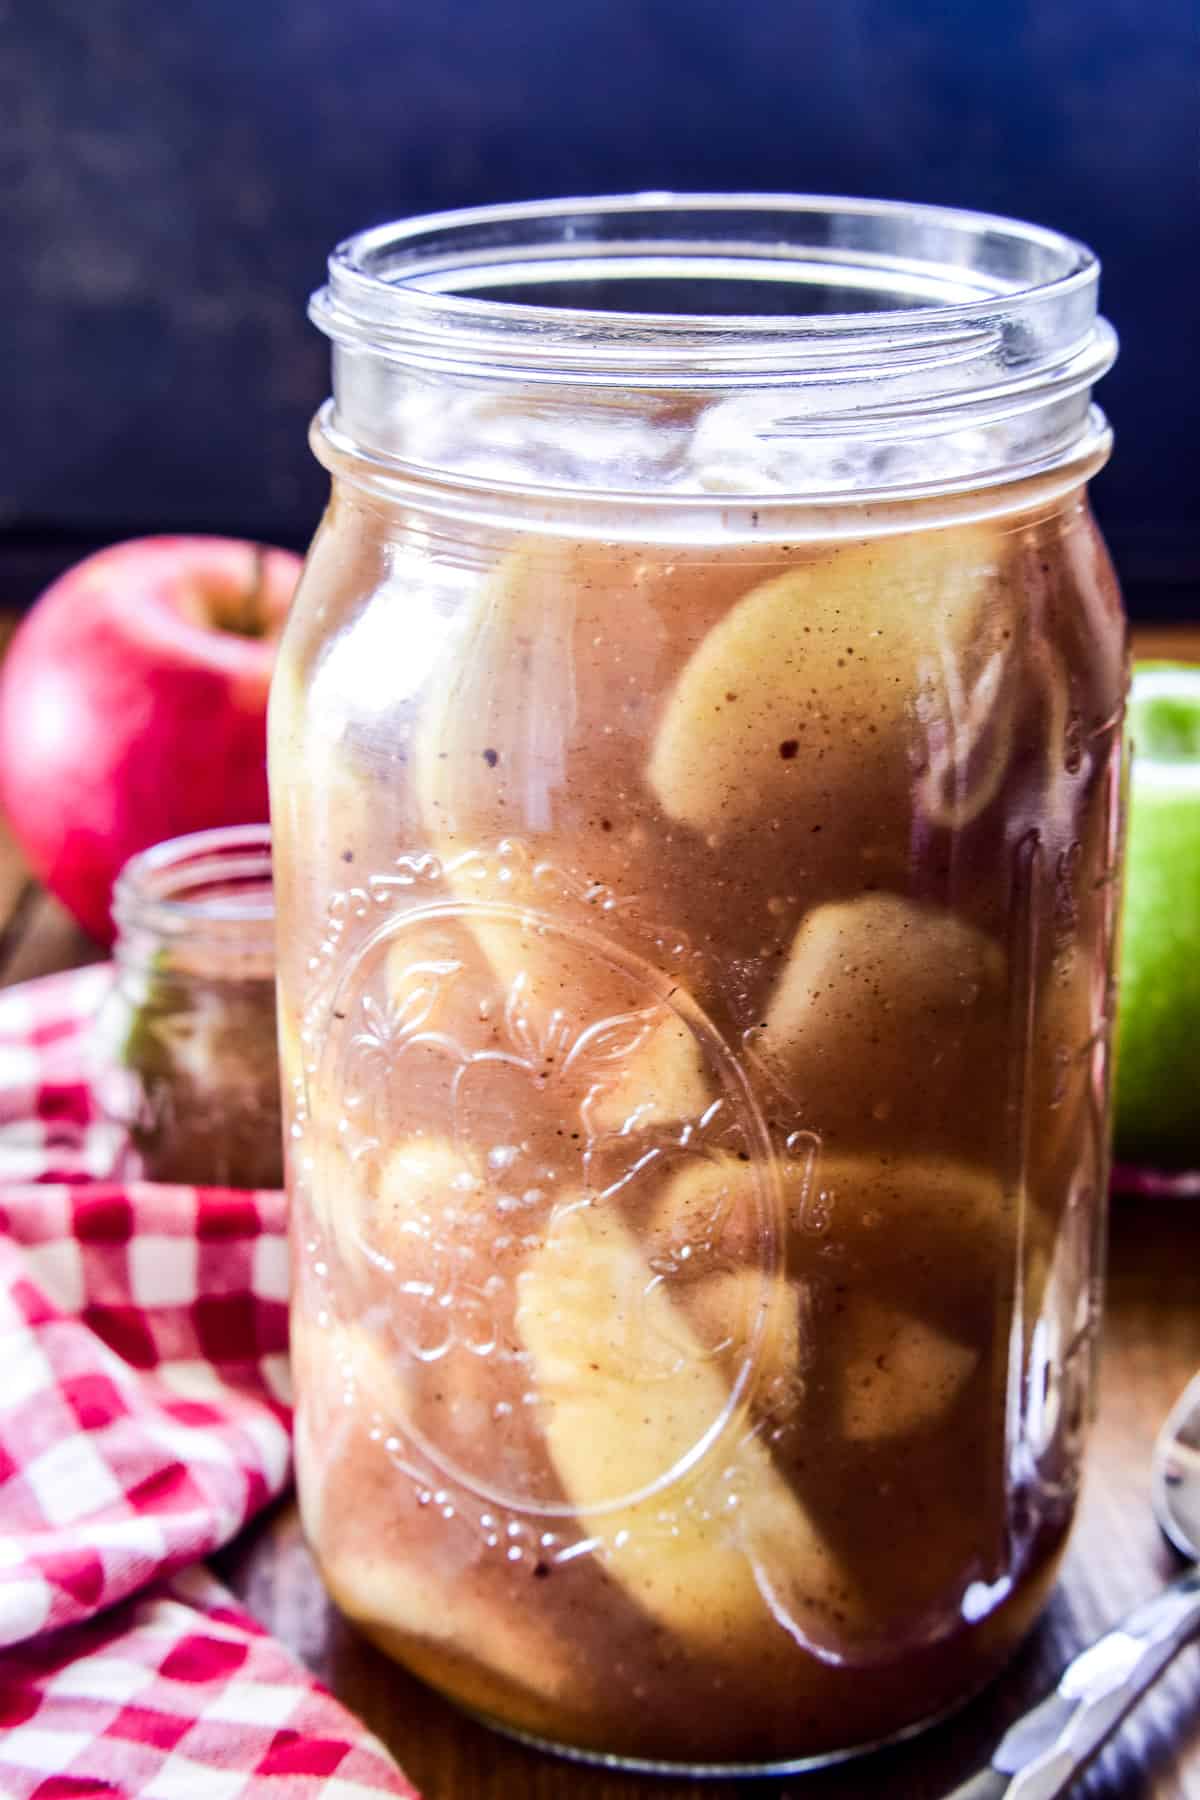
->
[312,192,1112,390]
[310,193,1116,505]
[112,825,274,950]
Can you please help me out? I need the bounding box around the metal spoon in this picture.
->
[952,1369,1200,1799]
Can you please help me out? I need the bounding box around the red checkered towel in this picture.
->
[0,966,417,1798]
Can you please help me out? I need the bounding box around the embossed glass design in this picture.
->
[273,196,1127,1772]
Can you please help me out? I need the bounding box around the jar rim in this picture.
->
[112,825,274,950]
[311,192,1110,384]
[310,192,1116,504]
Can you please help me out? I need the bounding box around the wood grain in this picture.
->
[1,615,1197,1799]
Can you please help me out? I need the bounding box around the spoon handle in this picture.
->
[949,1564,1200,1800]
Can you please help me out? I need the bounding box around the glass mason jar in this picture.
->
[272,196,1127,1772]
[99,825,282,1189]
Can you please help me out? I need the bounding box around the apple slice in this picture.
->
[760,893,1007,1164]
[291,1314,360,1553]
[585,1009,712,1134]
[411,535,788,875]
[646,1265,804,1441]
[373,1135,481,1234]
[838,1298,978,1443]
[642,1149,779,1269]
[644,1145,1010,1273]
[804,1150,1012,1280]
[355,1137,578,1508]
[290,1311,583,1723]
[321,1547,585,1736]
[297,1121,378,1279]
[646,1147,1010,1356]
[409,537,786,1133]
[276,993,306,1116]
[516,1198,864,1659]
[1026,781,1119,1225]
[304,1135,488,1347]
[1029,943,1103,1220]
[269,649,375,897]
[369,1137,488,1322]
[398,909,714,1149]
[647,521,1011,848]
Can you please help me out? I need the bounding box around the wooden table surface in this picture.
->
[1,617,1197,1798]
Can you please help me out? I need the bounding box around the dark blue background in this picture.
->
[4,0,1197,614]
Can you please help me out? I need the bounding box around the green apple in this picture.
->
[1113,663,1200,1168]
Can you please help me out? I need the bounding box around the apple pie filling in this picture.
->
[272,499,1125,1766]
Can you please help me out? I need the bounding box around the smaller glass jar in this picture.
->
[98,825,282,1189]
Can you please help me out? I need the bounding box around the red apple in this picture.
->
[0,536,302,944]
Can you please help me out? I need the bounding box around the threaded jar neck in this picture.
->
[309,192,1116,509]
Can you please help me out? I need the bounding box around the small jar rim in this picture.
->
[112,825,274,950]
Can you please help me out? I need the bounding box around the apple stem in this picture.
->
[226,546,269,639]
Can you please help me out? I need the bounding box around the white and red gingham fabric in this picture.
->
[0,966,418,1798]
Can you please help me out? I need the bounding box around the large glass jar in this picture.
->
[271,197,1127,1772]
